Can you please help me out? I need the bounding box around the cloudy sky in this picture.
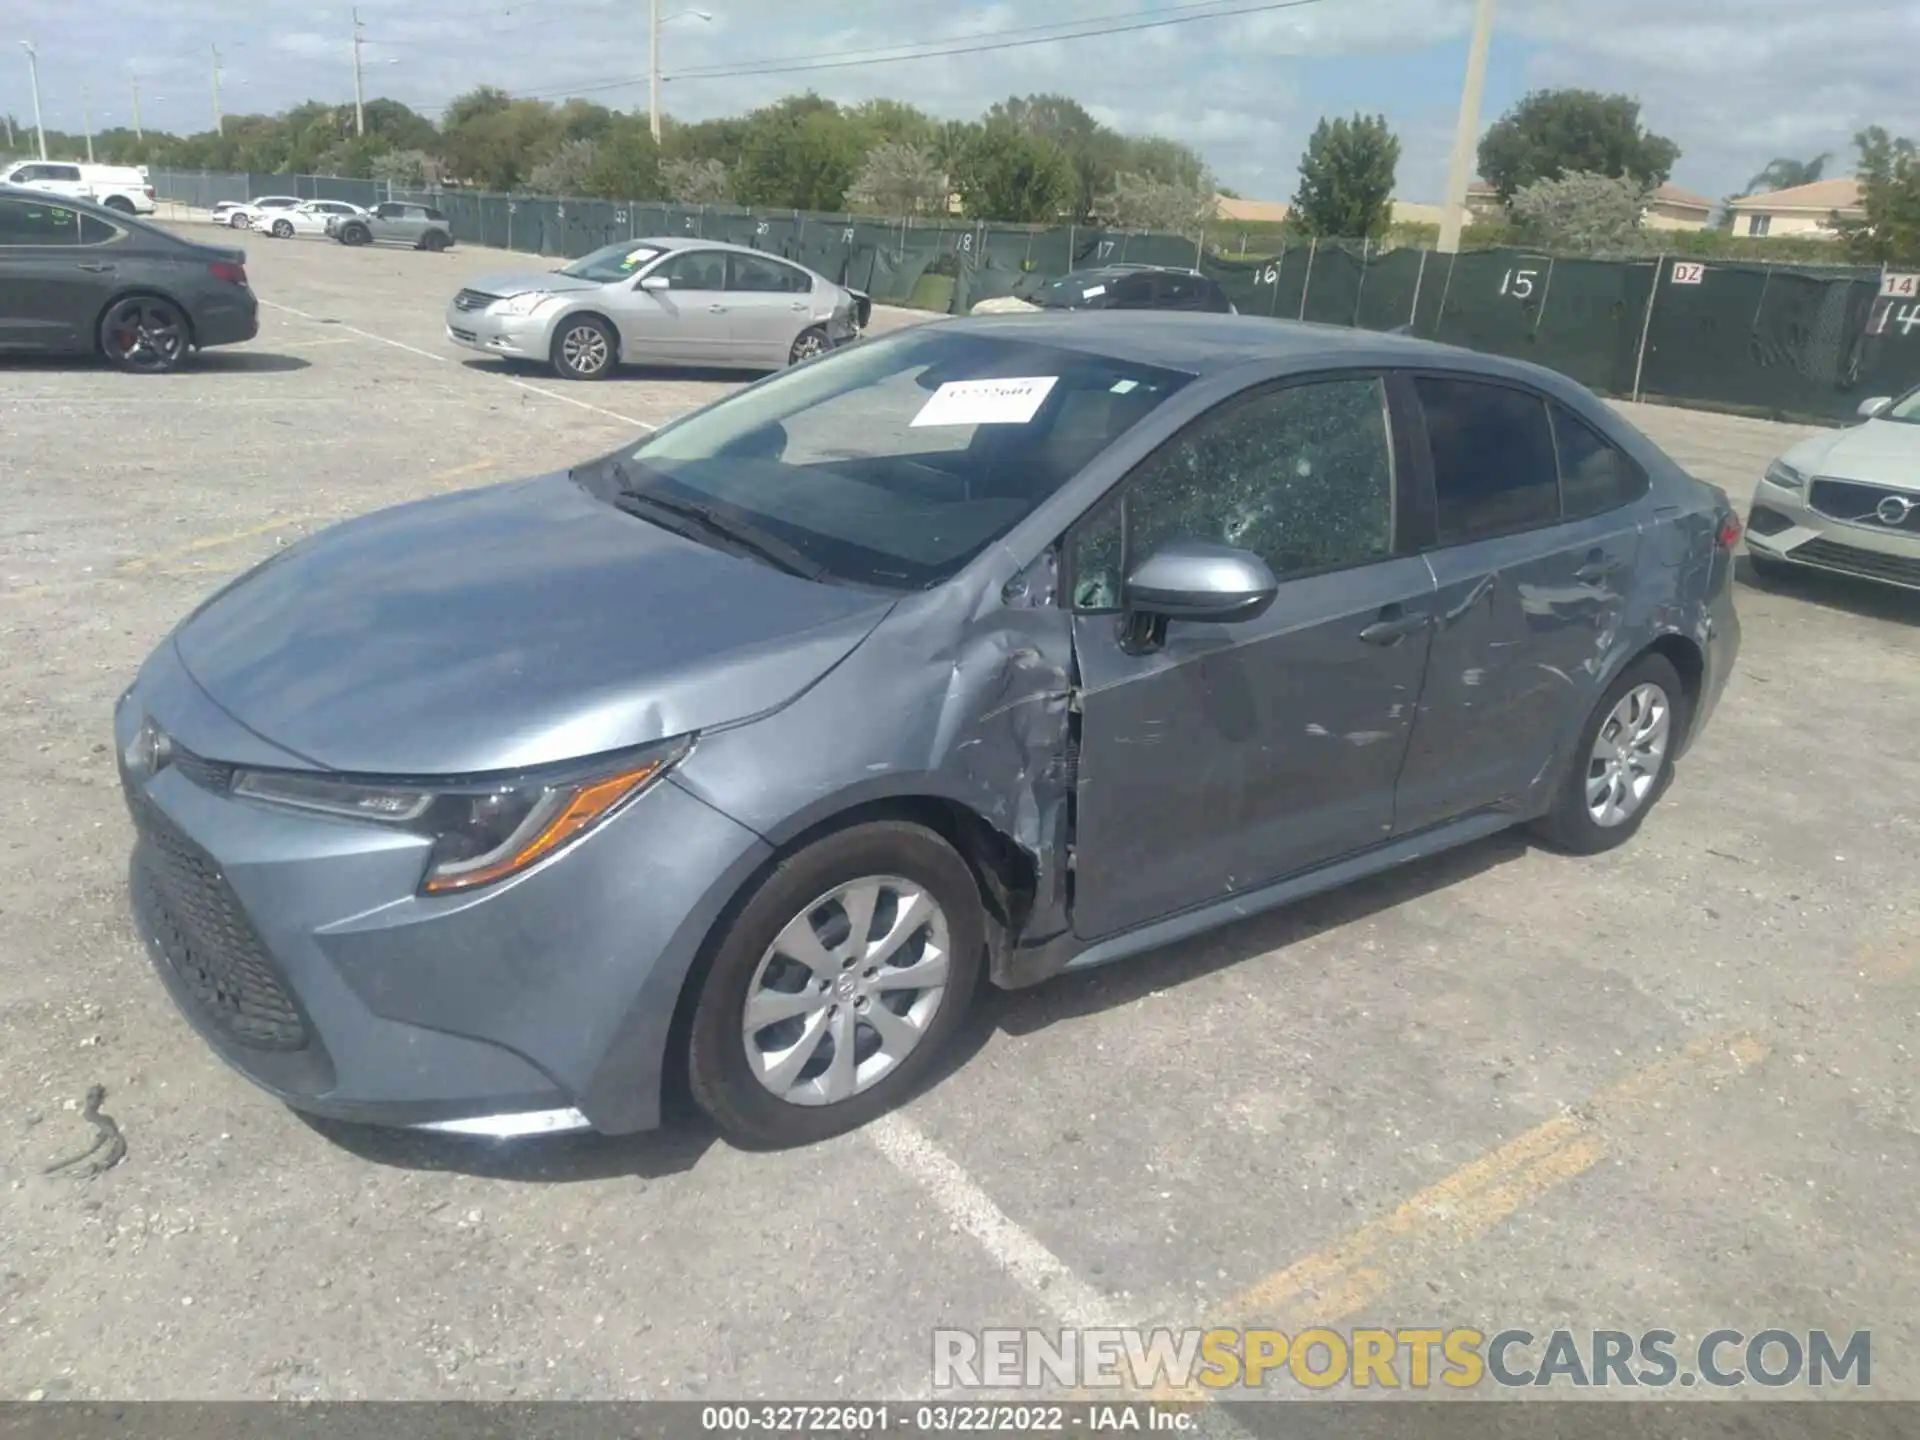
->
[7,0,1919,203]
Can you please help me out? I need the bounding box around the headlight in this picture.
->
[1764,460,1807,490]
[494,291,555,317]
[232,737,691,894]
[122,715,173,782]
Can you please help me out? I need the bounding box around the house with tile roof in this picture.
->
[1726,178,1865,240]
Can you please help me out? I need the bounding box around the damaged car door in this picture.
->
[1063,374,1438,940]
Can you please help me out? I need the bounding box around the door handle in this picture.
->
[1359,606,1431,647]
[708,304,728,314]
[77,262,116,273]
[1574,550,1622,584]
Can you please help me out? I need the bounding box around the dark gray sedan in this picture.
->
[116,314,1741,1145]
[0,184,257,373]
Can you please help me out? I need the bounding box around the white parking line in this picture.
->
[866,1113,1130,1330]
[258,298,657,430]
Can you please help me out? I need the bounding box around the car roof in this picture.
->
[630,234,811,261]
[940,310,1586,392]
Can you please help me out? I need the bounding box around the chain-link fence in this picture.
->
[151,168,1920,424]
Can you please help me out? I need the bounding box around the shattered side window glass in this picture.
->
[1121,377,1395,584]
[1068,496,1124,611]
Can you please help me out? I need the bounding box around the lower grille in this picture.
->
[1789,538,1920,589]
[1747,504,1794,537]
[449,326,478,343]
[1809,479,1920,534]
[130,797,308,1051]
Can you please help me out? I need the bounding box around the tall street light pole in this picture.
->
[21,40,47,160]
[1437,0,1496,256]
[211,43,224,136]
[352,8,366,136]
[649,4,712,143]
[131,76,143,141]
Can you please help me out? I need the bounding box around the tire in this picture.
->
[339,224,370,247]
[687,821,984,1147]
[549,315,616,381]
[228,212,251,229]
[420,231,450,253]
[98,295,191,375]
[103,195,135,215]
[1532,652,1689,855]
[270,218,294,239]
[788,325,830,366]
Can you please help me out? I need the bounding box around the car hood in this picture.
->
[1782,419,1920,490]
[464,269,604,299]
[172,473,894,776]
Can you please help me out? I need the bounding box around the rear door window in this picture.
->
[1551,406,1651,518]
[0,198,84,245]
[1414,376,1561,545]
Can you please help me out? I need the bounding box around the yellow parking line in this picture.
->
[1142,1031,1768,1401]
[119,517,306,574]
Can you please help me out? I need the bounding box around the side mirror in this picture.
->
[1859,396,1894,419]
[1122,540,1278,627]
[639,275,671,292]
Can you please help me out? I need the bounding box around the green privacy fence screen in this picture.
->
[152,169,1920,424]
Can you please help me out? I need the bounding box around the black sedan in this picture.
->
[972,263,1236,316]
[0,184,258,374]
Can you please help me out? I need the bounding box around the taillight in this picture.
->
[209,260,247,286]
[1716,513,1743,550]
[144,186,155,200]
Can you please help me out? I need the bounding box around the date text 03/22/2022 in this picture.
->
[699,1403,1193,1433]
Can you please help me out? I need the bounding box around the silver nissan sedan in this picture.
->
[117,314,1741,1147]
[445,235,867,380]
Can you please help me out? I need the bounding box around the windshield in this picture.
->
[593,326,1191,590]
[1028,271,1122,310]
[1886,387,1920,424]
[559,242,666,284]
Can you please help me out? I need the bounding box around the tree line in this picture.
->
[6,82,1915,259]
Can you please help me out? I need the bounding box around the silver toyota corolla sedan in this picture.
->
[445,235,867,380]
[117,314,1741,1147]
[1747,385,1920,591]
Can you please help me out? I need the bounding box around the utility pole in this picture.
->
[131,77,143,141]
[82,83,95,161]
[211,43,224,136]
[648,0,662,143]
[1437,0,1496,256]
[352,7,366,136]
[21,40,47,160]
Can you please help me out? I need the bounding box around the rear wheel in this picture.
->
[687,821,983,1146]
[103,195,135,214]
[788,325,830,365]
[550,316,615,380]
[1533,653,1687,855]
[99,296,190,375]
[419,231,450,253]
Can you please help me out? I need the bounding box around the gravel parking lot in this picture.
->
[2,227,1917,1404]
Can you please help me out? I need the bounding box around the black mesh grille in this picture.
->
[452,289,497,313]
[1809,479,1920,533]
[130,797,308,1051]
[168,746,234,794]
[1790,538,1920,588]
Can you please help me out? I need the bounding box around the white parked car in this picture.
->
[253,199,368,239]
[0,159,154,214]
[212,195,304,230]
[1747,386,1920,591]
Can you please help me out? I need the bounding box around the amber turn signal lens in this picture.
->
[421,758,669,894]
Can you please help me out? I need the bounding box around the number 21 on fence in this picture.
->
[1499,268,1540,300]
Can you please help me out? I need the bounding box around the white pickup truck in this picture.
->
[0,160,156,214]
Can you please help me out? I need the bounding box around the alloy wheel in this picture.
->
[1586,682,1670,827]
[789,329,828,363]
[101,299,188,374]
[560,323,611,376]
[741,877,951,1107]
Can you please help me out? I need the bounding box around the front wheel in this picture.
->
[788,325,830,366]
[687,821,983,1146]
[1533,653,1688,855]
[550,316,615,380]
[228,212,251,229]
[270,218,295,239]
[99,296,190,375]
[339,224,370,247]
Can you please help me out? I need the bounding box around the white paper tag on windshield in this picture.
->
[911,376,1059,428]
[1081,284,1107,300]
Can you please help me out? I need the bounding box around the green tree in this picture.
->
[1289,113,1400,239]
[1508,170,1648,252]
[733,93,864,210]
[1094,170,1216,236]
[1837,127,1920,264]
[1478,89,1679,202]
[848,98,939,152]
[850,141,945,214]
[952,121,1072,222]
[662,155,732,204]
[1743,153,1830,195]
[441,91,559,190]
[985,93,1120,222]
[664,115,749,165]
[360,98,439,154]
[584,118,663,200]
[527,138,599,195]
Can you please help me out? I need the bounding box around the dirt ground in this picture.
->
[1,227,1916,1404]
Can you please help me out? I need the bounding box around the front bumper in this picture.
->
[445,307,551,361]
[115,645,773,1135]
[1747,473,1920,590]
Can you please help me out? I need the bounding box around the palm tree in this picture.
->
[1743,154,1831,195]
